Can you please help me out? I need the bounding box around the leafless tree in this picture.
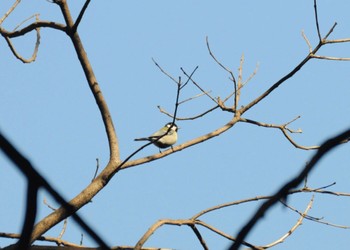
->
[1,0,350,249]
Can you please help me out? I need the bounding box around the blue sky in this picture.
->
[1,1,350,249]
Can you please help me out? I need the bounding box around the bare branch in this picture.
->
[91,158,99,182]
[239,22,339,116]
[13,14,38,31]
[189,225,209,250]
[206,36,239,112]
[323,22,337,40]
[192,195,273,220]
[43,198,57,211]
[229,127,350,249]
[324,38,350,44]
[152,58,178,84]
[43,199,68,239]
[239,116,321,150]
[313,0,322,41]
[302,30,313,52]
[195,220,262,250]
[311,54,350,61]
[242,61,259,86]
[0,232,84,248]
[263,197,314,248]
[3,16,41,63]
[0,21,66,37]
[221,61,259,106]
[178,91,213,105]
[0,132,110,248]
[206,36,236,80]
[281,198,350,229]
[158,104,219,121]
[20,0,120,244]
[73,0,91,32]
[180,67,218,104]
[134,219,261,250]
[0,0,21,25]
[57,219,68,240]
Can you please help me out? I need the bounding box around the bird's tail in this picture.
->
[134,138,149,141]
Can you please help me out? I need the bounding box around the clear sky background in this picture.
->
[1,1,350,249]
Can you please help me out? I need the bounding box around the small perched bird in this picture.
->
[134,122,178,149]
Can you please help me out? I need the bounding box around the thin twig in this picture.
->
[302,30,313,52]
[206,36,237,83]
[242,62,259,86]
[91,158,99,182]
[239,116,322,150]
[324,38,350,44]
[181,67,218,104]
[281,198,350,229]
[178,91,213,105]
[72,0,91,32]
[43,198,68,240]
[152,58,178,84]
[221,61,259,105]
[313,0,322,41]
[180,66,199,90]
[4,15,41,63]
[192,195,273,220]
[0,0,21,25]
[158,105,219,121]
[43,198,57,211]
[206,36,239,112]
[235,53,244,111]
[13,14,39,31]
[263,197,314,248]
[57,219,68,239]
[311,54,350,61]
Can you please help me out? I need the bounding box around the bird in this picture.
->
[134,122,178,149]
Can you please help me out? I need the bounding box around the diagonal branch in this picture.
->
[0,0,21,25]
[239,116,321,150]
[158,104,219,121]
[28,0,120,244]
[239,22,338,116]
[229,127,350,249]
[0,131,110,248]
[72,0,91,33]
[263,196,314,248]
[189,225,209,250]
[121,116,240,169]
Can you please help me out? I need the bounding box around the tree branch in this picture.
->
[28,0,120,244]
[72,0,91,33]
[263,196,314,248]
[239,116,321,150]
[0,131,109,249]
[229,127,350,249]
